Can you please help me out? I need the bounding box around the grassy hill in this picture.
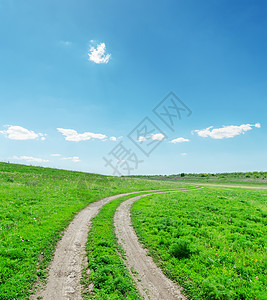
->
[0,162,180,299]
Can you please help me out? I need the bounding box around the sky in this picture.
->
[0,0,266,175]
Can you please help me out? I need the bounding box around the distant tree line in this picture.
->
[125,171,267,182]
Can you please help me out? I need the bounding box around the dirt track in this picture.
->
[198,182,267,190]
[33,188,201,299]
[114,189,203,300]
[33,191,150,300]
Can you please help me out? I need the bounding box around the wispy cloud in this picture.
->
[109,136,117,141]
[170,137,190,144]
[61,156,80,163]
[180,153,188,156]
[13,155,49,163]
[88,42,111,64]
[194,123,261,139]
[0,125,46,140]
[138,136,147,142]
[50,153,80,162]
[57,128,107,142]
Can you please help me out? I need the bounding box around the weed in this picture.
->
[169,238,192,259]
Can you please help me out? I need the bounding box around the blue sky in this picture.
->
[0,0,266,175]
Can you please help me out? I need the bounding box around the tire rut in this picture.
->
[114,188,203,300]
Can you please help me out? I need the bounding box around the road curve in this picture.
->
[114,189,203,300]
[33,190,164,300]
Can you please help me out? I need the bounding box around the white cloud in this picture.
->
[88,42,111,64]
[61,156,80,163]
[151,133,165,141]
[138,133,165,142]
[57,128,107,142]
[170,137,190,144]
[13,155,49,163]
[109,136,117,141]
[0,125,46,140]
[51,153,80,162]
[181,153,188,156]
[138,136,147,142]
[194,123,261,139]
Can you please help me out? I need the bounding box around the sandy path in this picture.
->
[33,191,158,300]
[114,189,203,300]
[197,182,267,190]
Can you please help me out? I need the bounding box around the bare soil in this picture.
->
[114,190,202,300]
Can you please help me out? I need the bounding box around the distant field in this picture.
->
[128,172,267,185]
[131,187,267,299]
[0,162,181,299]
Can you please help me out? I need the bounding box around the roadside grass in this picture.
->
[0,162,183,300]
[82,193,145,300]
[131,187,267,300]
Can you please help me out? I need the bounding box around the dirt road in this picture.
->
[197,182,267,190]
[114,189,203,300]
[33,191,155,300]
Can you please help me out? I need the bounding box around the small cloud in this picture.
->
[60,40,72,47]
[180,153,188,156]
[0,125,46,140]
[61,156,80,163]
[170,137,190,144]
[138,136,147,142]
[151,133,165,141]
[88,42,111,64]
[109,136,117,141]
[193,123,261,139]
[116,159,126,164]
[52,153,80,162]
[13,155,49,163]
[57,128,107,142]
[138,133,165,142]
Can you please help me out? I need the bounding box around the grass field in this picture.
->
[131,187,267,299]
[1,162,266,299]
[0,162,181,299]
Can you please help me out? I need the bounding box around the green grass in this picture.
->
[0,162,182,299]
[82,193,145,300]
[131,187,267,299]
